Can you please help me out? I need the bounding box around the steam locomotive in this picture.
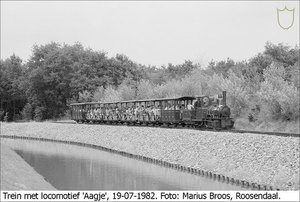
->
[70,91,234,130]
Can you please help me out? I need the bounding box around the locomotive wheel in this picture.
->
[211,120,221,130]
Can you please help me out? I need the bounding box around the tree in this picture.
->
[257,63,299,120]
[101,86,122,102]
[78,90,93,102]
[249,42,299,81]
[206,58,235,77]
[92,86,105,102]
[264,42,299,67]
[0,54,26,121]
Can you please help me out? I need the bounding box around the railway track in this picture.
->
[52,120,300,138]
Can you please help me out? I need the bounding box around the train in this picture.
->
[70,91,234,130]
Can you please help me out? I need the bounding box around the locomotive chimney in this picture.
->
[222,91,226,106]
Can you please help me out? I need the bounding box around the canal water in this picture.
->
[2,139,242,190]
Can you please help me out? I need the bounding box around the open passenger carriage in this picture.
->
[70,91,234,129]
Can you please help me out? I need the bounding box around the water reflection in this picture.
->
[2,139,242,190]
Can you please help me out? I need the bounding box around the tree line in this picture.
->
[0,42,197,121]
[1,42,299,132]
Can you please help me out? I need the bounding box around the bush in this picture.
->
[4,112,9,122]
[118,83,136,101]
[136,80,156,99]
[34,106,46,121]
[78,90,93,102]
[290,62,300,90]
[92,86,105,101]
[257,63,300,120]
[101,86,122,102]
[0,110,5,121]
[21,103,33,120]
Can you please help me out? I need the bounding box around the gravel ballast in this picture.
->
[1,122,299,190]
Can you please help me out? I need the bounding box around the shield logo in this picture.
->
[277,6,295,30]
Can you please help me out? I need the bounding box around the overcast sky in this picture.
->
[1,1,299,67]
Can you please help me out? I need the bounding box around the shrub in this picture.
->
[34,106,46,121]
[0,110,5,121]
[3,112,9,122]
[118,83,136,101]
[101,85,122,102]
[92,86,105,101]
[21,103,33,120]
[290,62,300,90]
[136,80,156,99]
[257,63,300,120]
[78,90,93,102]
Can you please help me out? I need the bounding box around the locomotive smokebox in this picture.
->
[221,106,230,117]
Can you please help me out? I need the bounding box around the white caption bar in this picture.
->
[1,191,299,202]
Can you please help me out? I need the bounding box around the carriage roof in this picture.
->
[70,96,196,106]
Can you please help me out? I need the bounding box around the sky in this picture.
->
[1,1,299,67]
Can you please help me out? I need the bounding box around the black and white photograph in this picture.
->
[0,0,299,201]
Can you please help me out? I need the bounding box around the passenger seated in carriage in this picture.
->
[88,109,93,119]
[156,105,161,117]
[100,107,105,117]
[129,106,135,119]
[139,106,145,117]
[106,108,112,117]
[125,107,130,115]
[95,107,101,119]
[150,105,158,120]
[149,106,155,116]
[187,102,194,110]
[134,106,139,116]
[194,97,202,109]
[145,106,151,115]
[170,105,175,110]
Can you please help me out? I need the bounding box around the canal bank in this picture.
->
[0,144,55,190]
[1,122,299,190]
[2,139,243,190]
